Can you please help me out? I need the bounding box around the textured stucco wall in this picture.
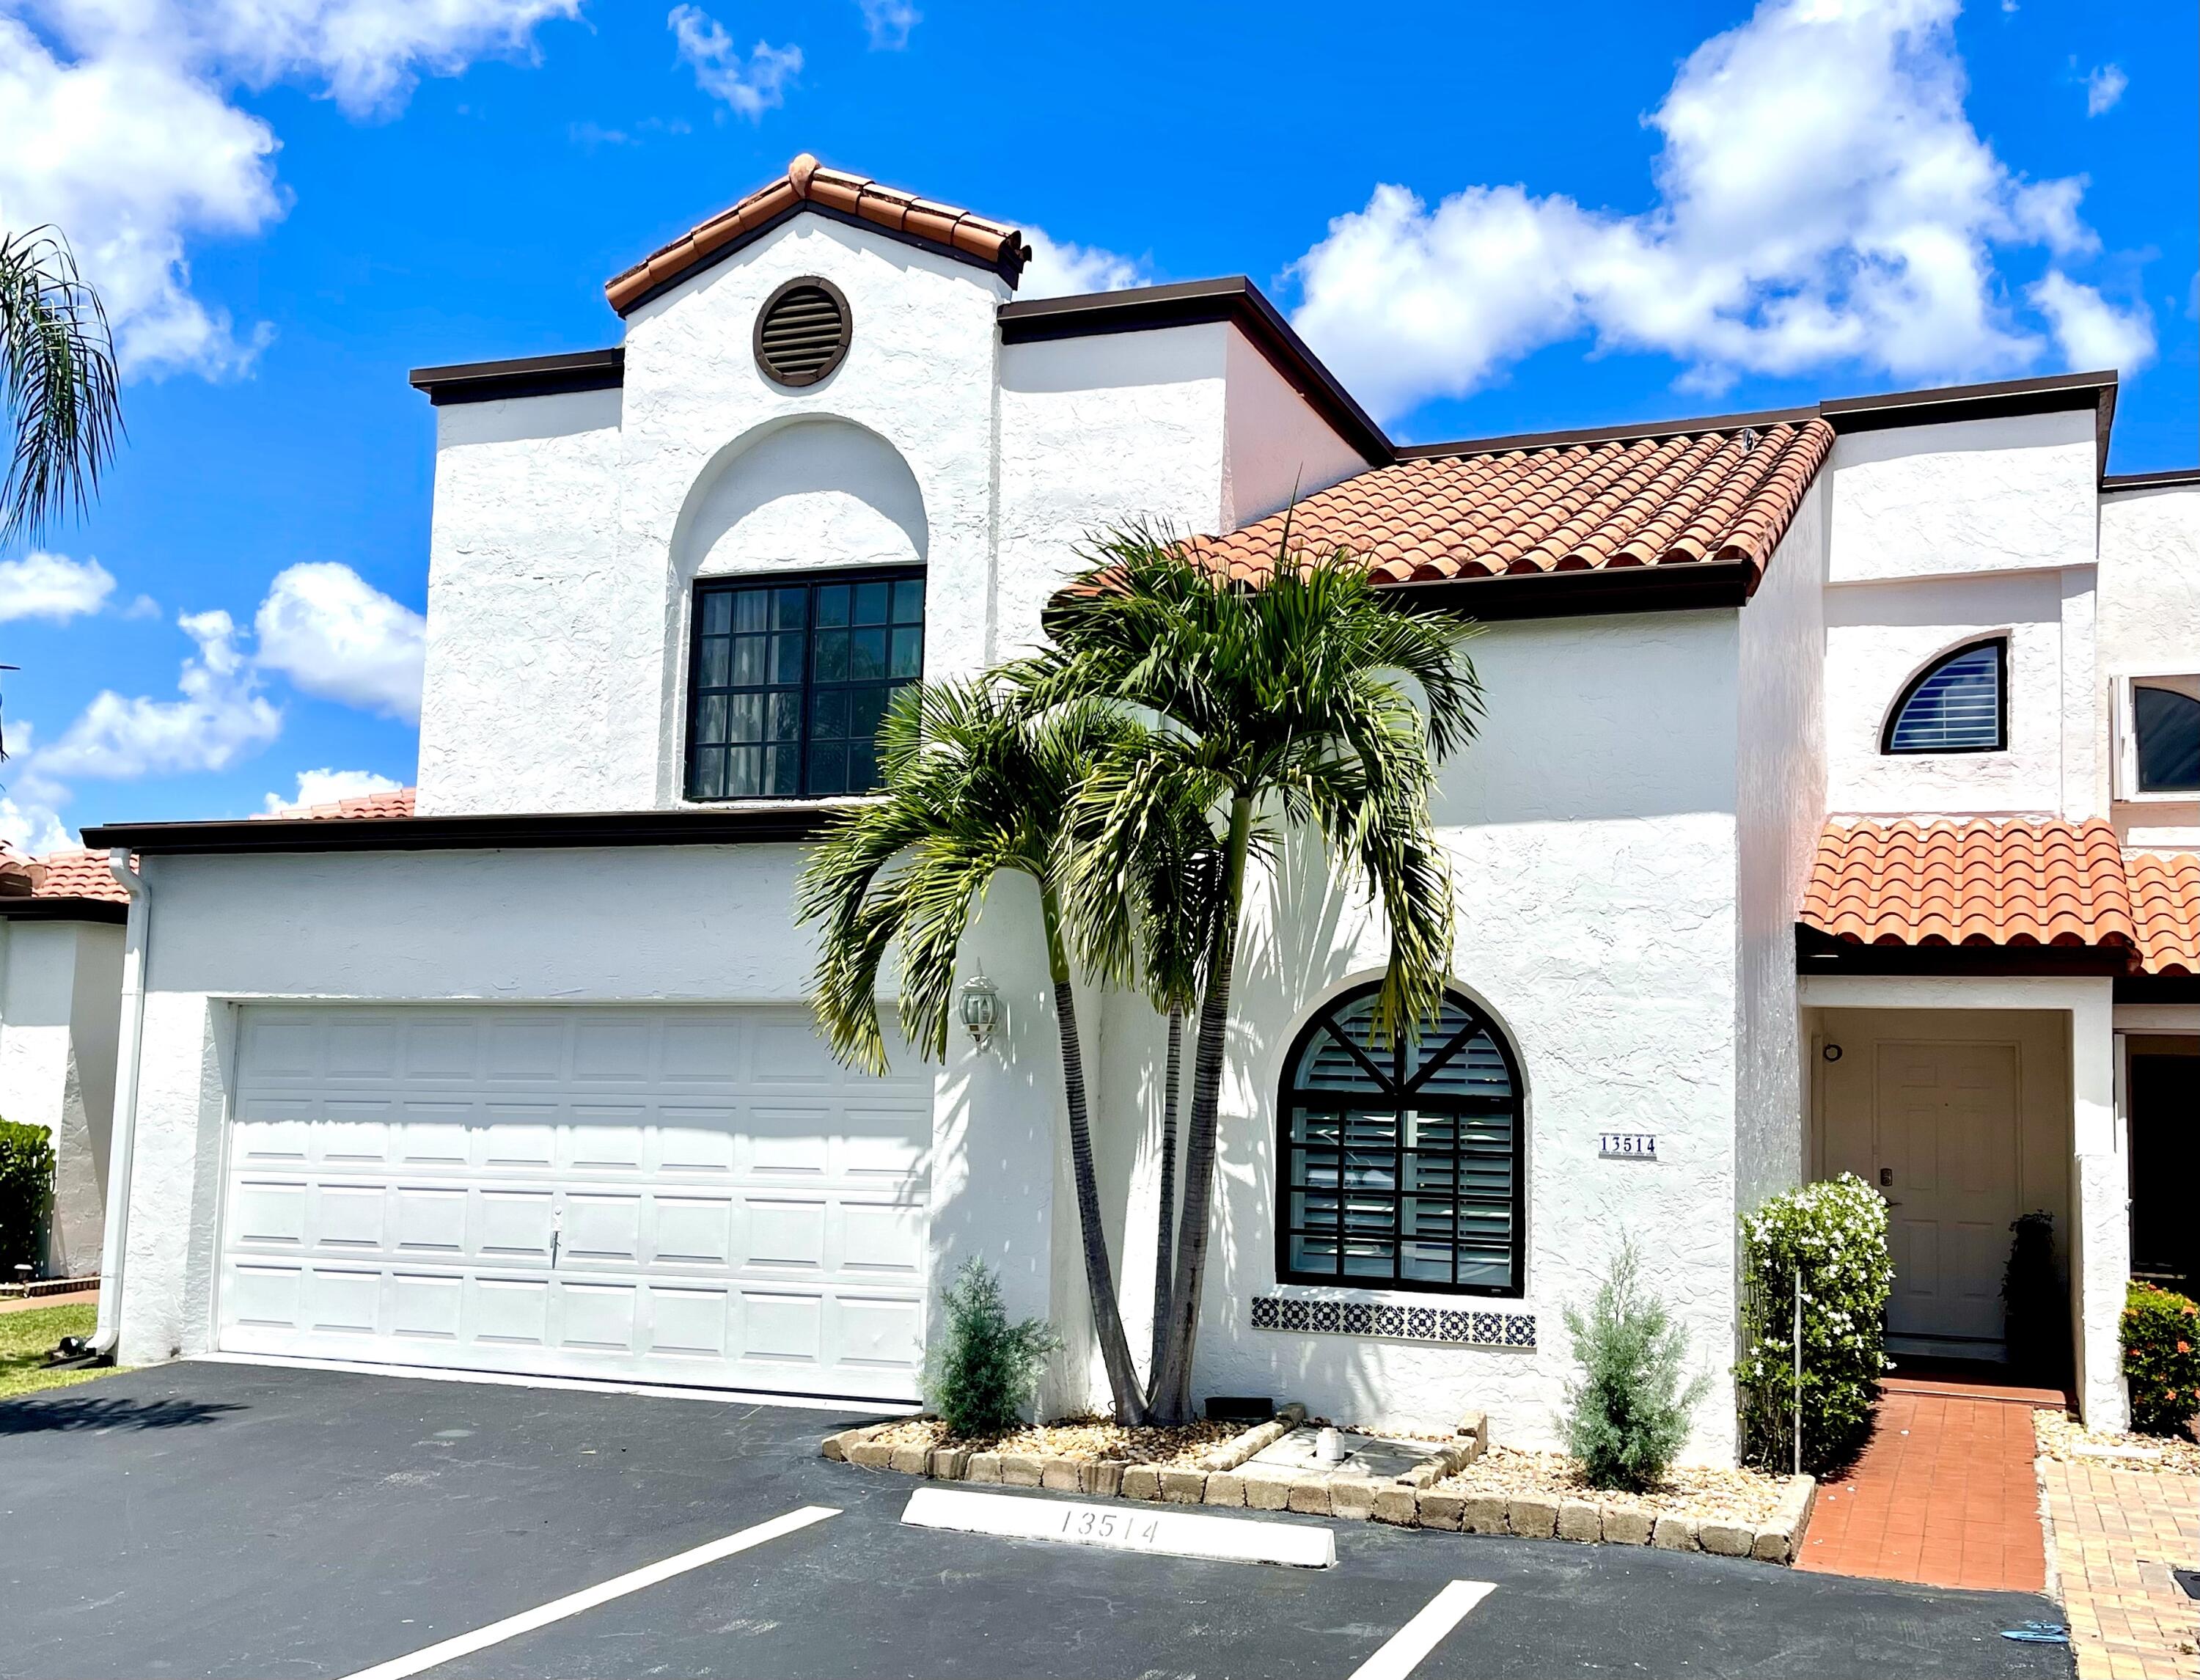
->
[1826,411,2097,585]
[1092,611,1749,1458]
[1824,569,2070,815]
[0,920,120,1277]
[2099,485,2200,846]
[1735,478,1829,1213]
[1220,331,1372,530]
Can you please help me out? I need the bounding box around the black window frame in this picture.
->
[684,566,925,802]
[1881,637,2009,756]
[1275,983,1528,1299]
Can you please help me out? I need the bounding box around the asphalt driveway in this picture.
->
[0,1362,2074,1679]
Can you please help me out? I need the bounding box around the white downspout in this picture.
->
[91,849,147,1360]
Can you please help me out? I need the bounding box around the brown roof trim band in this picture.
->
[1393,406,1819,461]
[2103,466,2200,492]
[1379,559,1757,620]
[83,805,850,857]
[999,278,1392,468]
[0,895,131,925]
[410,348,626,407]
[1794,923,2133,976]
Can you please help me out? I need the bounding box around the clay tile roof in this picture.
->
[2128,850,2200,977]
[1799,819,2137,951]
[29,848,131,903]
[604,153,1032,316]
[261,787,418,822]
[1184,419,1835,591]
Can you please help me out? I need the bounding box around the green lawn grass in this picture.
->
[0,1303,111,1401]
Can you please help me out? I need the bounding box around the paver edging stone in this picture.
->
[823,1413,1815,1567]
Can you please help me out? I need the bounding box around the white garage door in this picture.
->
[217,1006,931,1401]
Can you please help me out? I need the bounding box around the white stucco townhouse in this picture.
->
[77,155,2199,1456]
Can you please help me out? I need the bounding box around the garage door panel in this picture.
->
[220,1005,931,1399]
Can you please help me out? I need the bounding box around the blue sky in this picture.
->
[0,0,2191,845]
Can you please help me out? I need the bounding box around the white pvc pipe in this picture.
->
[90,849,148,1359]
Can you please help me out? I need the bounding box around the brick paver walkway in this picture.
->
[1797,1384,2047,1591]
[2039,1441,2199,1680]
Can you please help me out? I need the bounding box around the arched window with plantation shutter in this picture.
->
[1882,638,2007,755]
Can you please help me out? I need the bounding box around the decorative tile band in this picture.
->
[1250,1295,1536,1349]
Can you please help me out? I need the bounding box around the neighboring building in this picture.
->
[0,851,128,1280]
[81,156,2197,1451]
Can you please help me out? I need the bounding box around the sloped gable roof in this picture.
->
[605,153,1031,315]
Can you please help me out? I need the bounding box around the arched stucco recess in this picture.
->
[655,414,931,801]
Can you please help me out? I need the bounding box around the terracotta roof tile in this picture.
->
[21,848,131,903]
[259,787,418,822]
[605,154,1030,315]
[1185,419,1833,592]
[2128,850,2200,977]
[1799,819,2137,952]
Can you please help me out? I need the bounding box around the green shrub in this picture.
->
[923,1258,1061,1439]
[1736,1173,1895,1472]
[2001,1211,2068,1386]
[1561,1241,1708,1491]
[2120,1282,2200,1439]
[0,1120,55,1275]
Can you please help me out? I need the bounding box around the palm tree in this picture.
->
[3,227,121,546]
[1033,532,1484,1422]
[796,678,1151,1423]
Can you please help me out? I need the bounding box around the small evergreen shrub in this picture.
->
[2001,1211,2068,1386]
[923,1258,1061,1439]
[1561,1241,1708,1491]
[2120,1282,2200,1439]
[1736,1174,1895,1472]
[0,1120,55,1275]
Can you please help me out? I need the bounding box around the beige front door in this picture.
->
[1874,1042,2021,1346]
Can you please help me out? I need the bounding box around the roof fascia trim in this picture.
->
[409,348,626,406]
[1819,369,2117,473]
[81,805,853,856]
[999,278,1392,467]
[2102,466,2200,493]
[1378,558,1756,621]
[0,896,130,924]
[1794,922,2133,975]
[1395,406,1819,461]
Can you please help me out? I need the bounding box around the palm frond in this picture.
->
[1,228,122,546]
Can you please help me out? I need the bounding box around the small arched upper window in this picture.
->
[2135,683,2200,792]
[1883,639,2006,755]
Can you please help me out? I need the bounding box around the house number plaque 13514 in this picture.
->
[1599,1133,1657,1159]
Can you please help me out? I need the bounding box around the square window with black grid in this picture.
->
[687,572,924,799]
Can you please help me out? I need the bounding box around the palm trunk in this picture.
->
[1149,796,1253,1423]
[1042,884,1148,1425]
[1149,1005,1183,1384]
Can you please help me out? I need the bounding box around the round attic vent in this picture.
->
[754,276,851,388]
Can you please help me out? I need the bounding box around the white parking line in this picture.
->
[336,1505,840,1680]
[1348,1580,1497,1680]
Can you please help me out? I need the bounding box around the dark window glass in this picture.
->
[2134,685,2200,793]
[1277,986,1525,1296]
[1885,640,2004,754]
[686,571,923,799]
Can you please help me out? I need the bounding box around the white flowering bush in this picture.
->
[1735,1174,1894,1472]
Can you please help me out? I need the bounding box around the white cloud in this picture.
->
[263,766,401,814]
[667,5,800,120]
[2083,63,2127,117]
[1288,0,2154,420]
[0,1,577,377]
[857,0,917,49]
[0,550,115,622]
[0,793,73,857]
[2029,271,2155,374]
[35,607,281,779]
[1019,227,1149,298]
[253,561,425,722]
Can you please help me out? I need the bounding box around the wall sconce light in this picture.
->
[959,969,1001,1051]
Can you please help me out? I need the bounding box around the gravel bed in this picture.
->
[868,1416,1239,1467]
[2034,1406,2200,1475]
[1431,1445,1792,1523]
